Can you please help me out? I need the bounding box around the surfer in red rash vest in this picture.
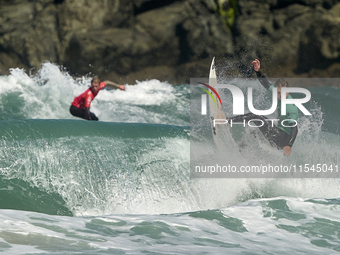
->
[70,77,125,121]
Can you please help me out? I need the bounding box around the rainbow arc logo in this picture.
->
[197,82,222,107]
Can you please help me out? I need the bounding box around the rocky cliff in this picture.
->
[0,0,339,84]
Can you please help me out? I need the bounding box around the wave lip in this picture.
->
[0,119,190,216]
[0,119,189,140]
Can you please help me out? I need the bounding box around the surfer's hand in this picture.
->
[119,85,126,91]
[252,59,260,72]
[283,146,291,157]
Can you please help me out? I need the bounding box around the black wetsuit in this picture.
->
[69,105,99,121]
[230,71,298,149]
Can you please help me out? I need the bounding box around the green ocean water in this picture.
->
[0,64,339,254]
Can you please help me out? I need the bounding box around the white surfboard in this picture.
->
[208,58,241,159]
[208,57,227,136]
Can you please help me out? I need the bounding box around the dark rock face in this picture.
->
[234,0,340,78]
[0,0,339,84]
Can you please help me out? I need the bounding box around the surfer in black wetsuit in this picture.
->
[229,59,298,156]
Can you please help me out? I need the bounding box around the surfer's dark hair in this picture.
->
[274,78,288,87]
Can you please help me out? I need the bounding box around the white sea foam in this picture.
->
[0,63,189,125]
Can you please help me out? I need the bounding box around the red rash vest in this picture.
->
[72,82,106,109]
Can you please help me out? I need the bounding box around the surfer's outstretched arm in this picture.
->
[103,80,126,91]
[252,59,271,90]
[255,70,271,90]
[283,125,298,156]
[287,126,298,147]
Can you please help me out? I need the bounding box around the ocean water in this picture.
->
[0,63,339,254]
